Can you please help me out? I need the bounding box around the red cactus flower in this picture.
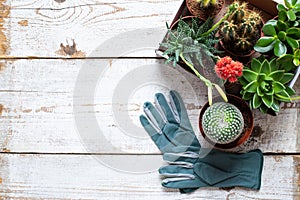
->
[215,56,243,83]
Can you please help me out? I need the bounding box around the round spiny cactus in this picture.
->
[202,102,244,144]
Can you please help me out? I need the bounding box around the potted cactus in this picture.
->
[219,1,263,57]
[199,94,253,149]
[186,0,225,20]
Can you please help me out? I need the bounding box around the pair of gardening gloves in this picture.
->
[139,90,263,193]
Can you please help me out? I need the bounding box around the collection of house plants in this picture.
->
[159,0,300,149]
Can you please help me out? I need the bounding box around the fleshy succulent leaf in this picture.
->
[274,40,287,57]
[286,36,299,50]
[242,69,258,82]
[251,58,261,73]
[260,59,271,74]
[263,24,276,36]
[254,37,276,53]
[273,81,286,93]
[253,93,262,109]
[244,80,258,93]
[262,95,274,108]
[280,73,294,84]
[268,70,285,81]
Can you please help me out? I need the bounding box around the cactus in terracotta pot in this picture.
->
[219,1,263,56]
[202,102,244,144]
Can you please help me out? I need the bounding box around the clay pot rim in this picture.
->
[199,94,254,149]
[185,0,225,19]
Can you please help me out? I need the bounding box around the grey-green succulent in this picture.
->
[202,102,244,144]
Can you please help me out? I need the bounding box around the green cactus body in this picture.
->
[239,18,256,35]
[229,1,248,23]
[202,102,244,144]
[236,37,252,52]
[197,0,217,7]
[220,20,237,41]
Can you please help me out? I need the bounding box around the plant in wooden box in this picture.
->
[219,1,263,57]
[239,58,297,114]
[161,17,228,104]
[186,0,225,20]
[254,0,300,72]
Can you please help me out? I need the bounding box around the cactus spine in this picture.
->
[202,102,244,144]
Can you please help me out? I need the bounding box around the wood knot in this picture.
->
[54,0,66,3]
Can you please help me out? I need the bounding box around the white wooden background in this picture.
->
[0,0,299,199]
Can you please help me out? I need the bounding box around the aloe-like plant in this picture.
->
[239,58,296,113]
[202,102,244,144]
[254,19,300,57]
[196,0,217,8]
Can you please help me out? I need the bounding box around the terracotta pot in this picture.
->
[186,0,225,19]
[199,94,254,149]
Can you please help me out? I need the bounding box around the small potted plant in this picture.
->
[219,1,263,57]
[239,57,297,114]
[186,0,225,19]
[199,94,253,149]
[254,0,300,72]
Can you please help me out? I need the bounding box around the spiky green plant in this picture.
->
[219,1,263,55]
[239,58,296,113]
[196,0,217,8]
[202,102,244,144]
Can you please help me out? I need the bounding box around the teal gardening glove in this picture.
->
[139,90,263,193]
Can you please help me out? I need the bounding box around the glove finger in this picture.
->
[161,177,205,189]
[143,102,166,130]
[155,93,178,124]
[163,152,198,164]
[159,165,194,176]
[169,90,192,129]
[140,115,176,152]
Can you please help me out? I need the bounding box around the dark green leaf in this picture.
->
[251,58,261,73]
[257,86,264,96]
[242,92,253,100]
[244,80,259,93]
[260,59,271,74]
[242,69,258,82]
[284,0,292,8]
[273,81,286,93]
[275,90,291,102]
[286,86,296,95]
[268,70,285,81]
[259,104,269,113]
[277,4,286,11]
[287,27,300,36]
[262,24,277,36]
[238,76,248,86]
[286,36,299,49]
[266,88,275,95]
[277,20,288,31]
[280,73,294,84]
[274,40,287,57]
[287,10,296,21]
[253,93,262,109]
[254,38,276,53]
[262,95,274,108]
[271,100,280,112]
[269,58,278,71]
[278,31,286,41]
[278,10,287,21]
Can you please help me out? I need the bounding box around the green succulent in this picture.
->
[202,102,244,144]
[277,48,300,71]
[239,58,296,113]
[196,0,217,8]
[254,19,300,57]
[277,0,300,27]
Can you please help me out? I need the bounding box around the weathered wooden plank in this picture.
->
[0,154,299,199]
[0,0,182,58]
[1,0,284,58]
[0,59,299,153]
